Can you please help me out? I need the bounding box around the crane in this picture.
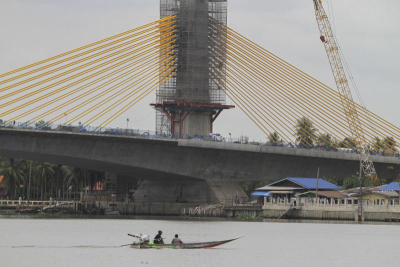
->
[312,0,376,220]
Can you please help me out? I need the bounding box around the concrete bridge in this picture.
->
[0,128,398,205]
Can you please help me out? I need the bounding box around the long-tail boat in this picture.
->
[128,236,239,249]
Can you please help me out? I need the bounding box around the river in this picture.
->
[0,217,399,267]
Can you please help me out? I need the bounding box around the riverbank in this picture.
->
[2,210,400,227]
[3,198,400,224]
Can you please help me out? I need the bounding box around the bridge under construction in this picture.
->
[0,1,398,148]
[0,0,399,213]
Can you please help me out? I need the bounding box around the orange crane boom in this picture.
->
[312,0,376,180]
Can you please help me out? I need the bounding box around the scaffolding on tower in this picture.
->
[156,0,230,137]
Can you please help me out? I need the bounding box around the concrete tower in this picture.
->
[155,0,233,137]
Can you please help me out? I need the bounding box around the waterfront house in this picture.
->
[342,184,400,206]
[297,190,347,203]
[255,177,341,195]
[379,182,400,192]
[253,177,342,204]
[351,191,398,206]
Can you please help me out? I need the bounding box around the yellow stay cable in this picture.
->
[223,32,397,145]
[0,20,176,86]
[226,63,341,147]
[0,28,176,97]
[99,69,177,128]
[0,35,176,109]
[46,46,176,123]
[0,16,176,79]
[212,40,350,147]
[223,44,351,142]
[211,64,289,142]
[210,67,277,139]
[212,40,348,144]
[65,55,176,124]
[9,46,172,121]
[225,36,399,146]
[224,38,352,136]
[226,27,400,141]
[85,60,176,126]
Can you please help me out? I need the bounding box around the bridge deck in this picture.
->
[1,127,398,164]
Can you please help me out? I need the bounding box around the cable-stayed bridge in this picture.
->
[0,0,398,210]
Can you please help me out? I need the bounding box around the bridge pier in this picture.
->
[131,178,248,215]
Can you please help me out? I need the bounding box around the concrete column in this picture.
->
[176,0,213,137]
[206,180,248,206]
[134,177,215,204]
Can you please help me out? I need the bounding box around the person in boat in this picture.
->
[153,230,164,244]
[171,234,183,245]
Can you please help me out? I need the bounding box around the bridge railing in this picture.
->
[0,199,77,207]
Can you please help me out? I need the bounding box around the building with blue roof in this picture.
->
[252,177,342,200]
[379,182,400,192]
[256,177,341,192]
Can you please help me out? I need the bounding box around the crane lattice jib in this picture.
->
[312,0,376,177]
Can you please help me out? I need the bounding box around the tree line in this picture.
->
[0,157,105,200]
[267,117,398,153]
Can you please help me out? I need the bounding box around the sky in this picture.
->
[0,0,398,142]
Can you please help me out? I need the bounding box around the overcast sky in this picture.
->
[0,0,398,141]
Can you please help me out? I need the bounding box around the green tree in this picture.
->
[35,120,51,130]
[34,162,55,200]
[342,175,376,189]
[372,137,384,152]
[268,132,282,144]
[316,133,337,150]
[383,136,397,153]
[296,117,316,148]
[0,158,24,199]
[339,137,358,149]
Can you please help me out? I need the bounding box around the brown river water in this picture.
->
[0,217,399,267]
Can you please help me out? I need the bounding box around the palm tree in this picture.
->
[296,117,316,148]
[383,136,397,153]
[268,132,282,144]
[316,133,336,150]
[372,137,384,152]
[34,162,55,200]
[339,137,358,149]
[0,158,24,199]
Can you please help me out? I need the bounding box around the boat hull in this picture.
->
[129,238,238,249]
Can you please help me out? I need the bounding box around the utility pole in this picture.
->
[315,167,320,204]
[27,161,32,200]
[358,163,363,222]
[126,118,130,135]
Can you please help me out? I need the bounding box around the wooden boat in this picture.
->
[129,238,239,249]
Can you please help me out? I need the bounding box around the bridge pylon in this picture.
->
[154,0,233,138]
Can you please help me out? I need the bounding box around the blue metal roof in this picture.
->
[251,191,272,197]
[379,182,400,191]
[287,177,342,190]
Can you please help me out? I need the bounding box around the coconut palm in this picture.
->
[295,117,317,148]
[372,137,384,152]
[0,158,24,199]
[316,133,336,150]
[339,137,358,149]
[383,136,397,153]
[268,132,282,144]
[34,162,55,200]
